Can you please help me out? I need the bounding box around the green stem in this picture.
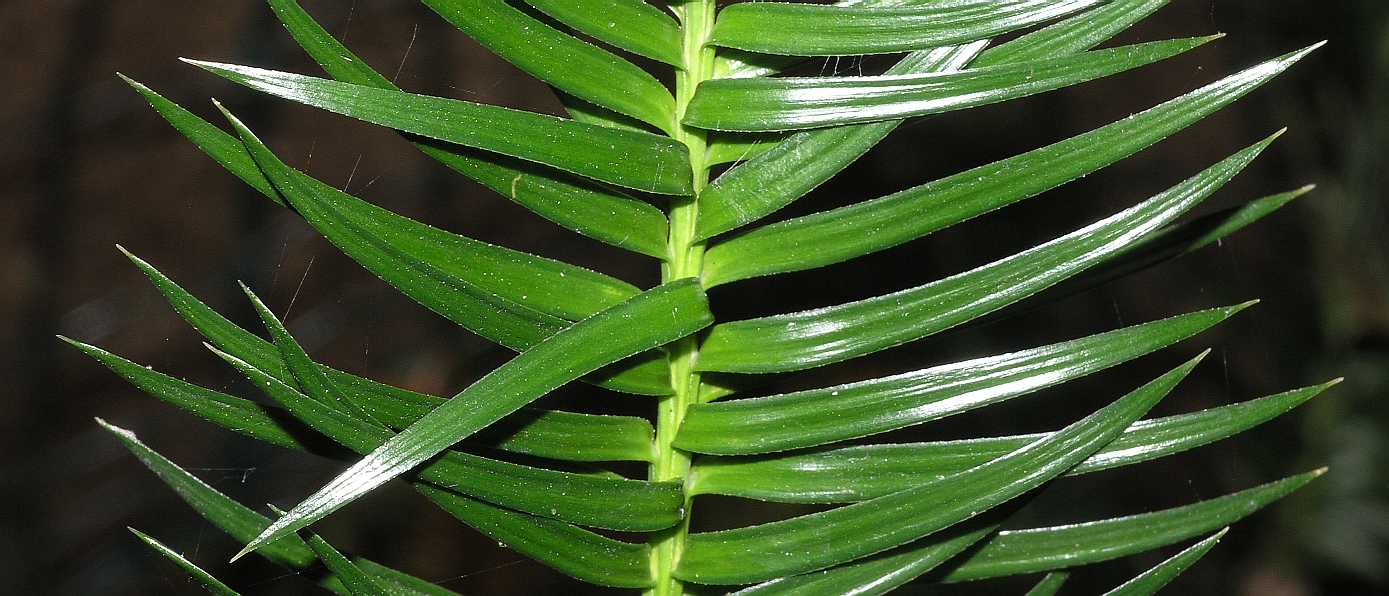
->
[650,2,715,594]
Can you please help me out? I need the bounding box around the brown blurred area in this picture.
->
[3,1,1386,594]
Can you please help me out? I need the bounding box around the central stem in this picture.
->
[650,2,715,595]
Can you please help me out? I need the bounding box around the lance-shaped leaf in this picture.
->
[99,418,317,567]
[697,133,1276,374]
[213,348,682,531]
[680,304,1247,455]
[973,0,1171,68]
[93,354,653,588]
[289,518,394,596]
[1027,572,1072,596]
[218,103,674,395]
[417,484,653,588]
[69,339,312,451]
[234,280,712,559]
[674,356,1201,585]
[101,419,462,593]
[342,560,460,596]
[126,73,667,259]
[124,83,671,393]
[184,60,691,195]
[129,528,240,596]
[703,44,1321,285]
[937,470,1323,581]
[87,256,658,462]
[695,43,986,241]
[710,0,1100,57]
[732,510,1015,596]
[521,0,681,66]
[244,281,386,426]
[261,0,673,256]
[1101,530,1226,596]
[420,0,675,132]
[697,0,1170,241]
[690,380,1336,500]
[684,37,1216,132]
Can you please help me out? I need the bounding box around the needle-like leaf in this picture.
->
[684,37,1216,132]
[1101,530,1227,595]
[675,355,1202,584]
[183,60,691,194]
[101,251,659,461]
[710,0,1101,56]
[129,528,241,596]
[679,304,1248,455]
[233,280,712,559]
[420,0,675,132]
[270,0,674,255]
[99,419,317,567]
[1026,572,1072,596]
[695,43,986,241]
[521,0,682,66]
[418,484,654,588]
[937,470,1322,581]
[213,347,683,531]
[217,103,675,395]
[697,132,1277,374]
[690,381,1336,501]
[697,0,1169,241]
[703,45,1321,285]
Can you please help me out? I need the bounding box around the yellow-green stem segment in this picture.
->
[650,2,716,594]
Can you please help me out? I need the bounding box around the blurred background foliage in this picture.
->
[3,1,1385,594]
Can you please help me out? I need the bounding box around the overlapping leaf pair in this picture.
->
[77,0,1332,593]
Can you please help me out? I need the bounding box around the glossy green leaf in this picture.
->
[235,280,712,558]
[350,559,460,596]
[988,186,1314,326]
[684,37,1216,132]
[130,83,673,390]
[521,0,681,66]
[704,45,1320,285]
[731,513,1012,596]
[245,281,386,427]
[261,0,670,256]
[420,0,675,132]
[1026,572,1072,596]
[680,304,1247,455]
[674,356,1201,584]
[710,0,1100,57]
[213,347,683,531]
[1101,530,1226,595]
[296,523,395,596]
[690,380,1335,500]
[218,103,674,395]
[184,60,691,195]
[98,419,316,568]
[695,43,986,241]
[973,0,1171,68]
[697,0,1170,241]
[417,484,653,588]
[129,528,240,596]
[697,133,1276,374]
[98,253,657,461]
[68,339,311,451]
[938,470,1323,581]
[102,419,464,593]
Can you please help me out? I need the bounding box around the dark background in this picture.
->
[5,1,1387,594]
